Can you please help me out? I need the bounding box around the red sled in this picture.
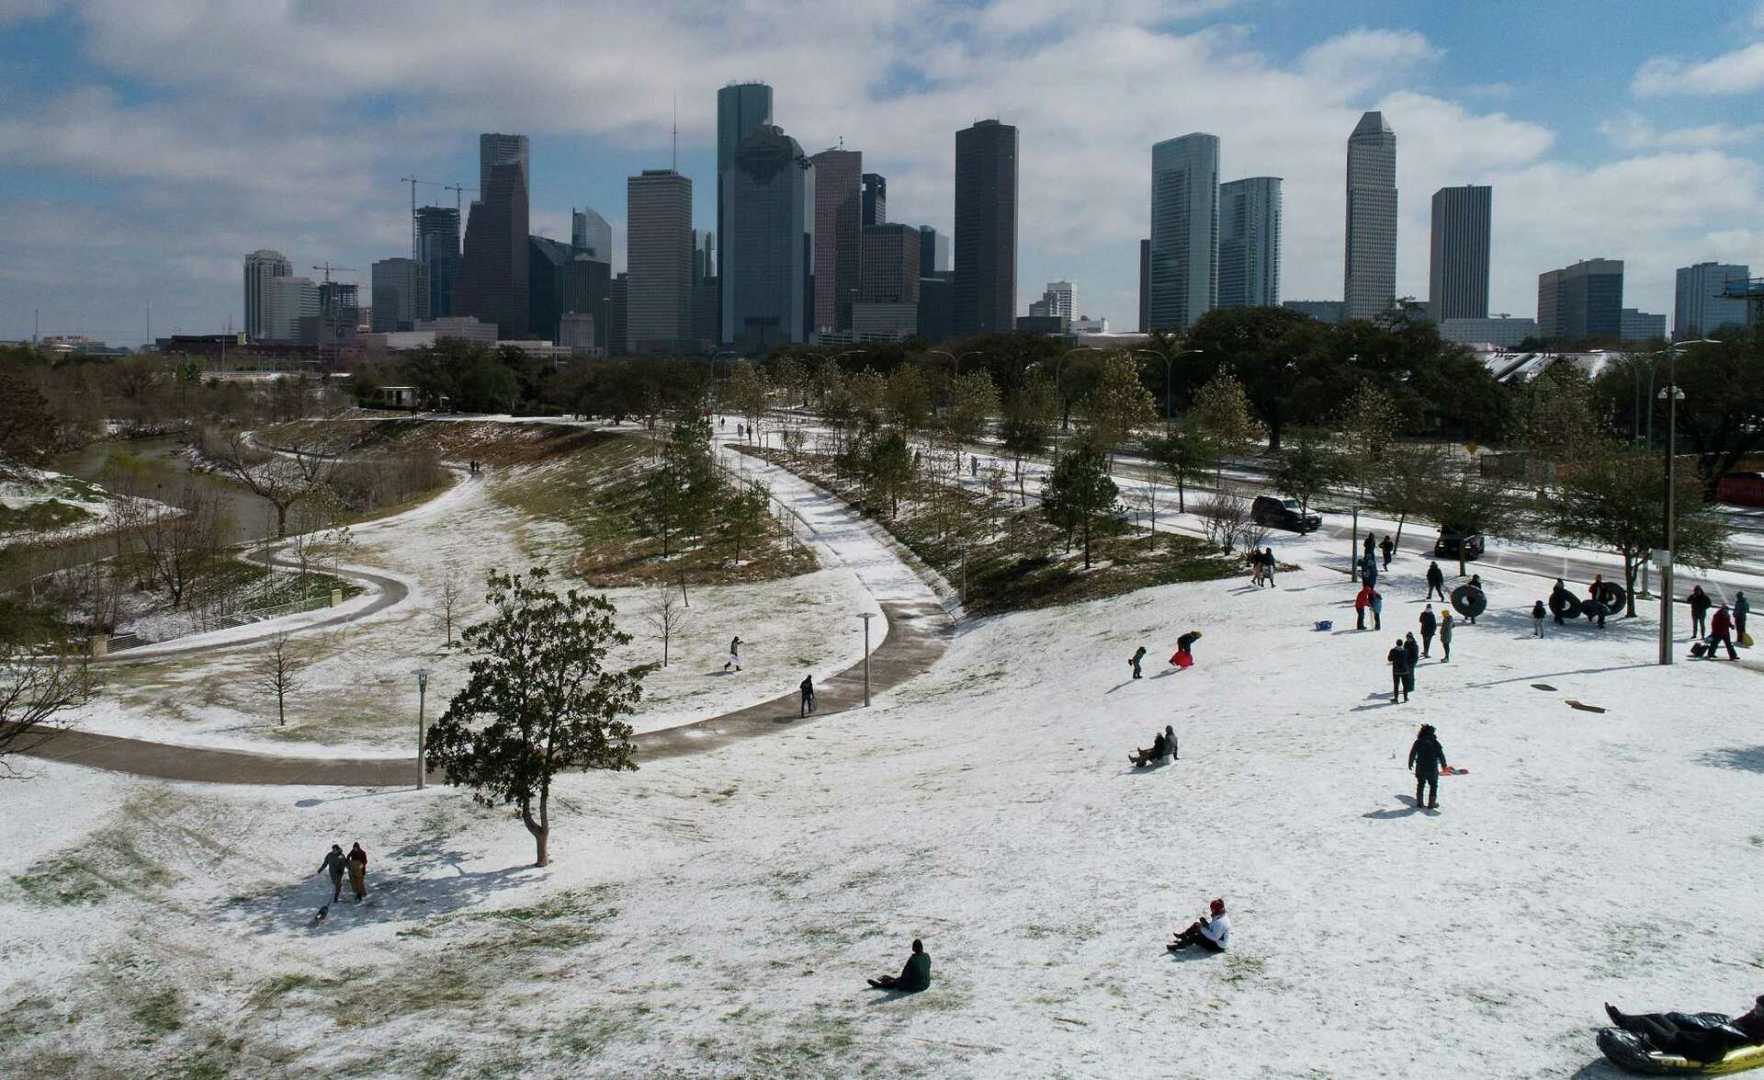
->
[1169,649,1193,669]
[1439,765,1468,776]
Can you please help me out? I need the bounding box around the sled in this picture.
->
[1450,584,1487,620]
[1170,650,1193,669]
[1314,620,1333,632]
[1597,1026,1764,1075]
[1531,683,1558,691]
[1566,700,1607,714]
[1743,633,1755,648]
[1439,765,1468,776]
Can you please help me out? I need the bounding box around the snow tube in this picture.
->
[1450,584,1487,620]
[1598,1027,1764,1075]
[1170,649,1193,669]
[1550,592,1583,620]
[1595,582,1628,613]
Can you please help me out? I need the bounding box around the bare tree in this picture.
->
[437,571,464,645]
[1133,478,1163,542]
[1196,486,1250,554]
[642,583,690,667]
[254,633,306,726]
[201,428,334,538]
[112,480,229,610]
[0,641,97,778]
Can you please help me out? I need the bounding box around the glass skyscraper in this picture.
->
[1148,133,1219,332]
[1344,111,1397,322]
[1218,176,1281,310]
[954,119,1018,336]
[717,81,774,310]
[727,124,812,351]
[1428,185,1491,323]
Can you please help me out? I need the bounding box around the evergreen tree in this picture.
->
[1041,441,1119,569]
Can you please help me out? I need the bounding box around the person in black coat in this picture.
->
[1380,535,1394,570]
[1418,605,1437,658]
[799,675,815,717]
[1550,579,1571,626]
[868,939,931,992]
[1403,632,1420,672]
[1408,724,1446,809]
[1387,639,1409,703]
[1425,561,1447,602]
[1688,585,1712,640]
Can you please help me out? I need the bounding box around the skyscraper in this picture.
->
[370,257,428,332]
[1148,133,1219,332]
[263,276,318,342]
[1218,177,1281,309]
[608,273,628,355]
[415,207,461,319]
[626,169,694,353]
[1043,281,1075,320]
[1138,239,1150,332]
[717,82,774,283]
[571,207,613,261]
[244,250,291,341]
[1675,262,1752,338]
[954,119,1018,336]
[860,224,921,303]
[479,133,529,197]
[529,236,573,343]
[726,124,813,350]
[918,226,948,275]
[1344,111,1397,322]
[455,155,530,339]
[1537,258,1623,341]
[862,173,886,227]
[1428,185,1491,323]
[810,148,863,334]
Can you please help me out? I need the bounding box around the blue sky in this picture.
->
[2,0,1761,344]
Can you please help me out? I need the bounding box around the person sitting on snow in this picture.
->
[1168,898,1231,954]
[1130,728,1173,767]
[1605,997,1764,1062]
[867,938,931,992]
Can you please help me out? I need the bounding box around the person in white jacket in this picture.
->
[1167,898,1230,954]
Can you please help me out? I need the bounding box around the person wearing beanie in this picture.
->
[1168,898,1231,953]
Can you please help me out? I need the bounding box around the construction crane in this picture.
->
[310,264,360,370]
[400,176,445,260]
[443,182,479,217]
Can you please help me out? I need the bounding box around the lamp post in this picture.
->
[414,667,431,789]
[857,611,875,706]
[1132,347,1200,430]
[1652,340,1715,659]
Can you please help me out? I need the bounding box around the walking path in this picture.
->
[17,448,952,786]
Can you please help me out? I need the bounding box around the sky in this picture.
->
[1,0,1762,345]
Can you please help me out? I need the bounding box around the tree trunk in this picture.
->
[1177,476,1185,514]
[1458,552,1467,578]
[1394,512,1406,548]
[277,692,285,726]
[1083,515,1092,570]
[524,798,550,867]
[274,501,290,539]
[1622,551,1639,617]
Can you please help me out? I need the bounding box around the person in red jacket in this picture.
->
[1355,585,1373,630]
[1708,605,1739,660]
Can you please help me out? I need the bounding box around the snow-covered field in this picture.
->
[5,515,1761,1077]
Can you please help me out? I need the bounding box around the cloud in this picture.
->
[1600,112,1764,151]
[1632,41,1764,97]
[1299,29,1437,97]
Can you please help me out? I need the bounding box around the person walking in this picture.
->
[1708,605,1739,660]
[1355,584,1373,630]
[724,636,743,672]
[1462,574,1484,625]
[1362,553,1378,591]
[1404,632,1420,673]
[1363,533,1376,564]
[1425,561,1447,602]
[1387,639,1409,703]
[1688,586,1712,641]
[1262,547,1276,586]
[1735,592,1750,644]
[1419,605,1437,657]
[1371,588,1384,632]
[1408,724,1447,810]
[1550,579,1571,626]
[346,842,368,902]
[1532,600,1546,638]
[799,675,816,716]
[1439,611,1454,663]
[1129,646,1147,679]
[1380,535,1394,570]
[317,844,347,904]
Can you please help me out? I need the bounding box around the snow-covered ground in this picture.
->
[6,520,1760,1077]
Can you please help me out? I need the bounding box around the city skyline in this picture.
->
[3,1,1762,343]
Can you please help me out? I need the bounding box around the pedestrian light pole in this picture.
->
[857,611,875,706]
[1657,379,1684,667]
[415,667,431,788]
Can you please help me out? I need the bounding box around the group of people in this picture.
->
[1386,634,1422,702]
[1130,632,1202,677]
[1249,547,1278,588]
[1688,585,1749,661]
[316,842,369,907]
[1129,725,1178,767]
[466,459,484,475]
[1358,534,1396,582]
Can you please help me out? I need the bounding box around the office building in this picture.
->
[558,312,597,354]
[811,148,863,334]
[1428,185,1491,322]
[1139,238,1150,331]
[861,224,920,304]
[370,258,428,332]
[725,124,813,350]
[1148,132,1220,332]
[1344,111,1397,322]
[692,277,719,349]
[571,207,612,261]
[1042,281,1075,320]
[607,274,628,355]
[415,316,497,345]
[954,119,1018,336]
[415,207,461,319]
[1675,262,1752,338]
[1439,316,1537,348]
[700,232,716,282]
[1621,308,1667,343]
[624,169,694,352]
[479,133,529,197]
[455,147,531,339]
[1537,258,1624,342]
[244,250,291,341]
[528,236,573,343]
[918,226,948,275]
[717,81,774,283]
[862,173,886,227]
[1218,177,1281,309]
[1283,300,1344,324]
[918,272,953,345]
[263,276,319,343]
[567,253,613,350]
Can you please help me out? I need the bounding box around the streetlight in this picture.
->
[857,612,875,706]
[414,668,432,789]
[1056,345,1104,432]
[1654,339,1717,666]
[1132,346,1201,429]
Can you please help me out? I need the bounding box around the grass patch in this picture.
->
[128,987,185,1036]
[0,498,93,533]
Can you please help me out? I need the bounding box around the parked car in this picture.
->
[1434,531,1485,560]
[1251,495,1321,533]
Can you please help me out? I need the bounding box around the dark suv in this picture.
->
[1251,495,1321,533]
[1434,531,1485,560]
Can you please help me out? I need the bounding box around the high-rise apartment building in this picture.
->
[862,173,886,228]
[263,276,318,343]
[625,169,694,353]
[1428,185,1491,323]
[1040,281,1075,320]
[954,119,1018,336]
[479,133,529,198]
[1537,258,1624,341]
[717,82,774,285]
[918,226,948,275]
[455,152,530,339]
[571,207,613,261]
[1344,111,1397,322]
[725,124,813,350]
[1675,262,1752,338]
[244,250,291,341]
[1218,177,1281,310]
[1148,133,1219,332]
[810,148,863,334]
[415,207,461,319]
[371,257,429,332]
